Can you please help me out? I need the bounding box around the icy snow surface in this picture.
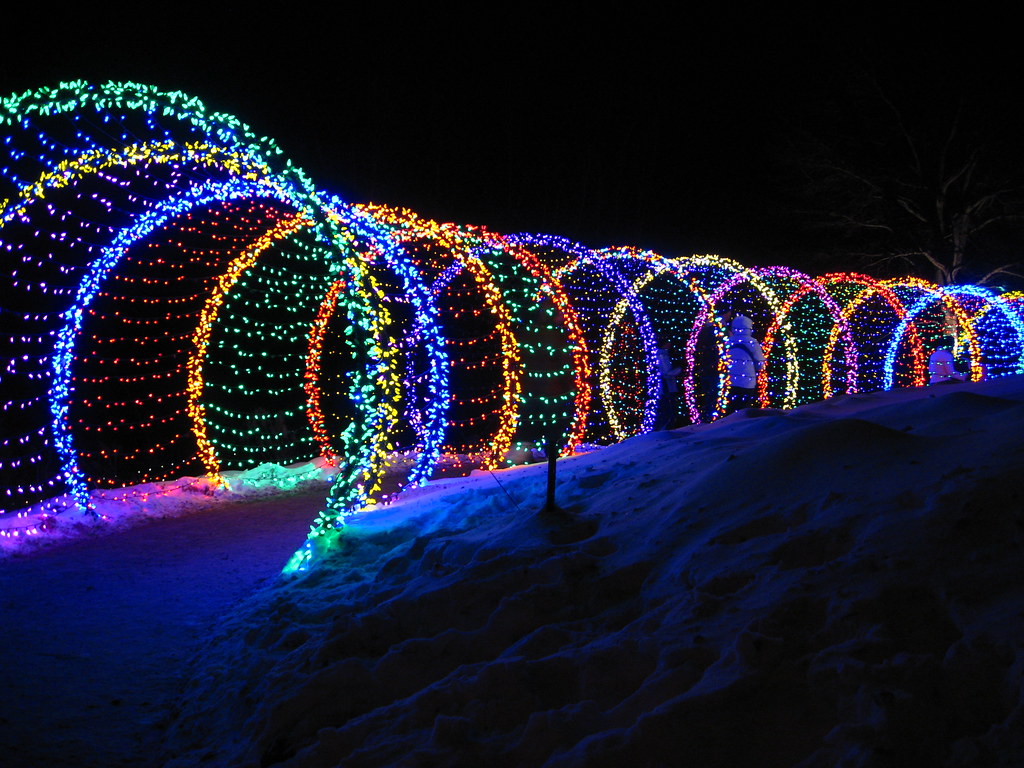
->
[5,377,1024,767]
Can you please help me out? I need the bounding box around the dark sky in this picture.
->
[3,11,1019,273]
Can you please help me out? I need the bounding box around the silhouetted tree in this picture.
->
[771,54,1024,287]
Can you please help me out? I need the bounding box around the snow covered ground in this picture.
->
[0,456,342,554]
[5,376,1024,767]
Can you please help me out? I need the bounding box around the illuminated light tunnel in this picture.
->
[817,273,921,398]
[3,81,1024,571]
[351,204,528,471]
[0,81,395,550]
[517,234,661,445]
[883,282,1024,391]
[753,265,857,409]
[677,257,797,422]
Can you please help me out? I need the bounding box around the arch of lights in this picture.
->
[544,242,663,443]
[504,233,621,445]
[752,265,857,409]
[52,177,314,512]
[882,282,1024,391]
[3,81,1024,572]
[0,81,394,553]
[816,273,923,398]
[351,204,525,470]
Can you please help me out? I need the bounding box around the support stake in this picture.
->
[544,430,558,513]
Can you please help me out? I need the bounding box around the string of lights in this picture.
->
[4,81,1024,571]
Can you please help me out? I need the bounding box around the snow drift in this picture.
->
[156,376,1024,768]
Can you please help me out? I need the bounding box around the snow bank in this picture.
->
[0,457,339,559]
[159,376,1024,767]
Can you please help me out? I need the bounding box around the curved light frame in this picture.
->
[883,283,1024,389]
[49,176,382,513]
[549,244,662,439]
[484,232,592,457]
[752,266,857,406]
[6,79,1024,571]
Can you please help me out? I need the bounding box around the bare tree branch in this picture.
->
[776,76,1024,286]
[977,263,1024,285]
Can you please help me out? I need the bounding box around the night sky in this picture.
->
[3,11,1021,276]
